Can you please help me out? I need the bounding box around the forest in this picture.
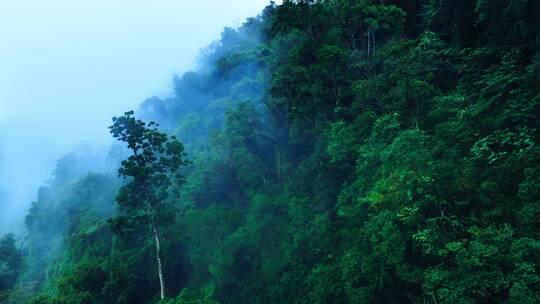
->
[1,0,540,303]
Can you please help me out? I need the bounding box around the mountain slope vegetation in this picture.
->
[1,0,539,303]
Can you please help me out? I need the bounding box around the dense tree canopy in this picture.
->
[2,0,539,303]
[0,234,21,302]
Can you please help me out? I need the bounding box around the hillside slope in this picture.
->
[2,1,540,303]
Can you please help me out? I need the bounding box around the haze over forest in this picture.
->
[1,1,539,303]
[0,0,274,233]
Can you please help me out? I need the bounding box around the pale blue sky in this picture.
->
[0,0,275,233]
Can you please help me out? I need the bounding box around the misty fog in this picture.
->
[0,0,274,234]
[1,1,537,302]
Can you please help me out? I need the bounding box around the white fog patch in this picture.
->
[0,0,275,235]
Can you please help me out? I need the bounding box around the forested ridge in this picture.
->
[1,0,540,303]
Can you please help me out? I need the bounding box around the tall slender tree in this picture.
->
[109,111,187,300]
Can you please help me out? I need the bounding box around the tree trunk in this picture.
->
[152,224,165,300]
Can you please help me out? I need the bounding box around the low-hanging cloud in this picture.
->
[0,0,275,235]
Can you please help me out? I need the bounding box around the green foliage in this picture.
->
[109,111,188,300]
[108,111,187,235]
[11,0,540,303]
[0,234,21,303]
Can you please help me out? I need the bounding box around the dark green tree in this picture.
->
[0,234,21,302]
[109,111,187,300]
